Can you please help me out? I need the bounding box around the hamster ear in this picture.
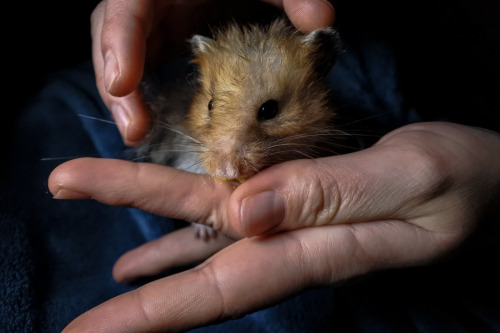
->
[189,35,215,55]
[301,27,342,77]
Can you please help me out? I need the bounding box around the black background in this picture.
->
[7,1,100,110]
[4,1,100,145]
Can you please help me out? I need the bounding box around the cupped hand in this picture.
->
[48,122,500,332]
[91,0,335,146]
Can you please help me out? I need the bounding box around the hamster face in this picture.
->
[185,19,341,180]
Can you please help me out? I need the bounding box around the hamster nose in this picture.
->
[212,159,256,181]
[203,151,257,180]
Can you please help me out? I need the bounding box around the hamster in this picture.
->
[139,18,342,239]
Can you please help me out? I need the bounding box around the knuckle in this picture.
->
[289,160,341,227]
[194,261,229,320]
[131,288,156,327]
[379,127,458,203]
[401,138,456,202]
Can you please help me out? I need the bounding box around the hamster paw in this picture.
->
[192,223,217,241]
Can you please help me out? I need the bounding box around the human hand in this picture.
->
[49,122,500,332]
[91,0,335,146]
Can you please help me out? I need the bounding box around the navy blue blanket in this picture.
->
[2,5,500,331]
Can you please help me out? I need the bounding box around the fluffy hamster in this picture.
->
[141,18,341,180]
[139,19,342,238]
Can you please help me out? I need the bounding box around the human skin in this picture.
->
[58,1,500,331]
[90,0,336,146]
[49,121,500,332]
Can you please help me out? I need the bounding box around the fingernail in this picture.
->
[104,51,119,94]
[240,191,286,236]
[112,104,130,141]
[53,188,90,200]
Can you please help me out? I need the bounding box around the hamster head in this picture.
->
[186,19,341,180]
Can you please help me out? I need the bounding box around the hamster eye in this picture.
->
[208,100,214,111]
[257,100,279,121]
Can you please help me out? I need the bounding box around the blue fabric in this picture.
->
[2,9,500,332]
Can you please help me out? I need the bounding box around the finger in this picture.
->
[94,0,154,96]
[63,216,447,333]
[113,226,234,283]
[262,0,336,32]
[229,135,457,237]
[91,1,153,145]
[48,158,240,238]
[62,226,349,333]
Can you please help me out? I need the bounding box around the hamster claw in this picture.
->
[192,223,217,241]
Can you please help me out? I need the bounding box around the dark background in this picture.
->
[7,1,100,113]
[4,1,100,147]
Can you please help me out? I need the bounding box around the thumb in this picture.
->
[229,157,348,237]
[228,144,441,237]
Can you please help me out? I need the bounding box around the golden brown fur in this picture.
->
[184,19,341,179]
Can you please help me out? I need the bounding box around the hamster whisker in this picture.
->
[270,130,350,145]
[267,149,318,161]
[250,164,261,175]
[266,142,320,150]
[151,120,202,145]
[143,141,204,152]
[40,154,100,161]
[132,148,204,161]
[265,146,317,159]
[178,159,205,172]
[266,132,345,147]
[166,129,202,145]
[336,111,393,127]
[266,139,357,159]
[289,150,318,159]
[77,114,116,125]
